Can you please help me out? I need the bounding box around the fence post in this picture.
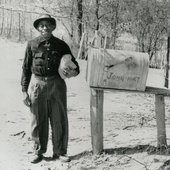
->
[7,8,12,38]
[0,6,4,35]
[77,32,85,59]
[18,12,21,41]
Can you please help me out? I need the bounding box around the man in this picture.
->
[21,14,80,163]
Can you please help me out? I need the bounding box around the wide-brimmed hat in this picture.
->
[33,14,56,29]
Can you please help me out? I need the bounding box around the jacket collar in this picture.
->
[36,34,54,45]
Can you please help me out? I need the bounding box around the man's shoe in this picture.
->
[52,154,59,160]
[59,154,70,162]
[30,154,43,164]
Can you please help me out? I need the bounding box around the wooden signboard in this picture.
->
[87,48,149,91]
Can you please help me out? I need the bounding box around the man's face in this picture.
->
[37,20,55,37]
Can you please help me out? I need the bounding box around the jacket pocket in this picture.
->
[33,52,45,66]
[34,52,44,59]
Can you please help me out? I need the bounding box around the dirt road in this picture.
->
[1,38,170,170]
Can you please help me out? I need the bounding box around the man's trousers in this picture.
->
[29,75,68,156]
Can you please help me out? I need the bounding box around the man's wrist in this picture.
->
[23,91,28,94]
[22,87,28,93]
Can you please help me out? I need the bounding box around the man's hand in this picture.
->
[62,67,78,78]
[62,67,70,76]
[23,92,31,107]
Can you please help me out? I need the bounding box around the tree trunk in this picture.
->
[111,1,119,49]
[77,0,83,43]
[165,36,170,88]
[95,0,100,30]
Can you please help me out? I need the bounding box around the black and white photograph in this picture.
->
[1,0,170,169]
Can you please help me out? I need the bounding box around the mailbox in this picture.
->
[86,48,149,91]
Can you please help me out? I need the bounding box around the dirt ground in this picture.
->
[1,38,170,170]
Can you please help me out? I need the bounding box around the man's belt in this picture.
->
[33,74,58,81]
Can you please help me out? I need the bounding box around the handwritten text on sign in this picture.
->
[105,72,140,83]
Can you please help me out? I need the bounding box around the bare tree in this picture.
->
[124,0,167,60]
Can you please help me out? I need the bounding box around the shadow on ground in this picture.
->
[69,144,170,161]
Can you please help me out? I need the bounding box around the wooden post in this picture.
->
[90,88,104,154]
[77,32,85,59]
[89,31,104,154]
[155,94,167,148]
[104,34,107,49]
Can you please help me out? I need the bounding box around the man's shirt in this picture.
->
[21,35,80,92]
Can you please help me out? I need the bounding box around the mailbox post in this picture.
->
[90,31,104,154]
[90,89,104,154]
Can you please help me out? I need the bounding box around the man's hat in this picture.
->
[33,14,56,29]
